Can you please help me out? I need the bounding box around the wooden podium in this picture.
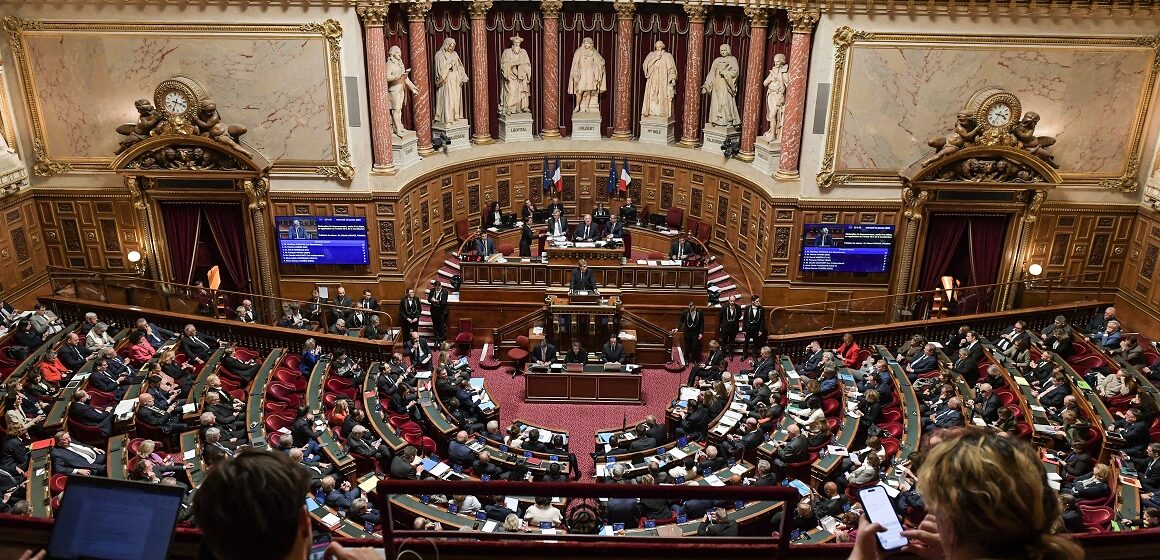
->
[524,364,643,404]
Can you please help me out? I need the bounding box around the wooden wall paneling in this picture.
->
[35,195,141,276]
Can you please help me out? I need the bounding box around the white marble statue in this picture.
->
[568,38,606,114]
[701,44,741,128]
[641,41,678,118]
[433,38,469,124]
[385,45,420,137]
[762,53,789,142]
[499,36,532,115]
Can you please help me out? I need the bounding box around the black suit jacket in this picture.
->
[1,437,29,476]
[180,334,219,362]
[751,358,776,380]
[572,222,598,241]
[777,436,808,463]
[389,456,419,480]
[604,220,624,238]
[602,342,625,363]
[427,288,448,313]
[646,422,667,444]
[69,401,113,437]
[743,305,764,332]
[628,436,657,452]
[532,343,556,363]
[570,268,596,292]
[697,520,739,536]
[719,305,741,333]
[59,343,90,371]
[51,445,104,474]
[138,405,181,434]
[679,309,704,336]
[669,239,695,259]
[399,297,422,323]
[546,216,569,237]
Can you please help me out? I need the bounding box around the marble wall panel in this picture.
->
[836,44,1154,174]
[21,31,336,165]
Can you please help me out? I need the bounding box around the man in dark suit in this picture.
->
[472,451,505,480]
[68,390,114,437]
[618,197,637,224]
[135,318,176,350]
[718,295,742,356]
[359,289,379,312]
[573,214,598,242]
[722,418,765,457]
[288,219,308,239]
[604,213,624,239]
[546,196,566,217]
[447,431,475,466]
[58,332,92,372]
[676,302,704,364]
[570,260,596,293]
[1113,409,1151,459]
[519,222,536,257]
[138,392,189,435]
[675,400,710,441]
[475,231,497,257]
[51,432,107,476]
[950,347,978,378]
[687,341,725,386]
[627,424,657,452]
[972,383,1002,424]
[406,331,432,371]
[531,339,556,365]
[398,287,423,341]
[88,359,130,398]
[179,324,221,364]
[944,325,970,358]
[1086,306,1118,337]
[961,331,984,363]
[669,234,695,260]
[994,320,1031,352]
[747,348,777,381]
[905,344,939,380]
[1060,442,1093,480]
[331,286,353,315]
[772,424,808,467]
[743,295,765,358]
[814,227,833,247]
[222,346,260,383]
[427,281,449,343]
[744,377,773,409]
[602,335,625,363]
[923,397,965,432]
[546,208,568,237]
[389,446,424,480]
[799,341,825,375]
[644,415,667,444]
[1136,443,1160,492]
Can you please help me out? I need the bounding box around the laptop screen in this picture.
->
[48,476,185,560]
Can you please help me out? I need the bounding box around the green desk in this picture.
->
[107,434,129,480]
[306,356,354,477]
[244,348,286,449]
[875,346,922,459]
[180,429,206,488]
[27,446,52,518]
[361,362,407,453]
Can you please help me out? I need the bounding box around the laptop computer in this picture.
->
[47,475,186,560]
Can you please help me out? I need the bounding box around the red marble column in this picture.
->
[469,0,493,144]
[610,1,635,140]
[407,1,434,155]
[776,8,819,180]
[737,6,768,162]
[357,4,395,174]
[541,0,563,138]
[678,2,708,148]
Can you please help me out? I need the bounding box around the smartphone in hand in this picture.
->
[858,485,908,553]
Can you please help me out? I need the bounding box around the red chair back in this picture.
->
[516,335,530,350]
[697,222,711,244]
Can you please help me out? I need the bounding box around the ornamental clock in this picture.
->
[966,86,1022,146]
[153,76,210,132]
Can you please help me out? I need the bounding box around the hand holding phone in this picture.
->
[858,486,908,553]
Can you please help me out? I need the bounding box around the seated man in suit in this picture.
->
[644,414,667,444]
[472,450,506,480]
[405,331,433,371]
[771,424,808,468]
[546,208,568,237]
[58,332,93,372]
[1136,443,1160,493]
[604,213,624,239]
[447,430,476,467]
[905,343,940,380]
[625,423,657,453]
[949,347,978,378]
[994,320,1031,352]
[179,324,222,365]
[674,399,710,441]
[51,431,107,476]
[135,318,176,350]
[137,392,189,435]
[744,377,773,409]
[618,197,637,224]
[67,390,114,438]
[474,231,497,257]
[745,346,777,381]
[564,341,587,365]
[347,425,392,471]
[972,383,1002,424]
[570,259,596,293]
[531,338,556,366]
[203,391,244,433]
[573,214,599,242]
[602,335,625,363]
[669,233,696,260]
[923,396,965,432]
[88,359,131,398]
[221,345,261,383]
[687,340,725,386]
[1087,320,1123,349]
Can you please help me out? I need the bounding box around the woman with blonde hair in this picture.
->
[851,428,1083,560]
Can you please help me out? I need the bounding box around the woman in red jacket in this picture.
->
[39,350,69,385]
[836,333,862,368]
[127,330,156,365]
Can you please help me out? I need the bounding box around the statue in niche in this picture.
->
[386,45,420,137]
[433,38,469,124]
[568,37,607,114]
[114,99,162,155]
[761,53,789,142]
[640,41,677,119]
[701,44,741,128]
[193,101,251,158]
[1011,112,1059,169]
[498,36,532,115]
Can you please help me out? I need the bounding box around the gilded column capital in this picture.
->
[683,1,709,23]
[467,0,493,18]
[744,5,769,28]
[614,1,636,20]
[406,0,433,22]
[788,8,820,33]
[541,0,564,19]
[355,2,389,26]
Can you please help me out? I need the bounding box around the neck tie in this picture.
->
[70,443,96,463]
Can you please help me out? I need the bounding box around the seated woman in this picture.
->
[299,338,321,376]
[1068,463,1111,501]
[789,395,824,427]
[564,341,587,365]
[857,389,883,435]
[127,330,156,365]
[805,417,832,448]
[38,351,69,387]
[22,370,57,402]
[157,349,194,393]
[1002,338,1031,369]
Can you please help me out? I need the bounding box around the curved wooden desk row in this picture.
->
[0,321,78,387]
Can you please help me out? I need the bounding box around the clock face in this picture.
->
[986,103,1012,127]
[164,91,190,115]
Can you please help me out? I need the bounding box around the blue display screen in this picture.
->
[276,216,369,265]
[800,224,894,273]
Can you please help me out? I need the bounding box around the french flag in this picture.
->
[552,159,563,193]
[617,159,631,193]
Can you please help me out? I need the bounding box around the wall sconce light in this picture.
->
[1028,263,1043,277]
[127,250,144,275]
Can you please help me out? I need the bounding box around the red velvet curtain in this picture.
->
[159,203,201,285]
[559,11,616,137]
[487,9,544,138]
[203,204,251,294]
[919,216,968,291]
[967,215,1010,312]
